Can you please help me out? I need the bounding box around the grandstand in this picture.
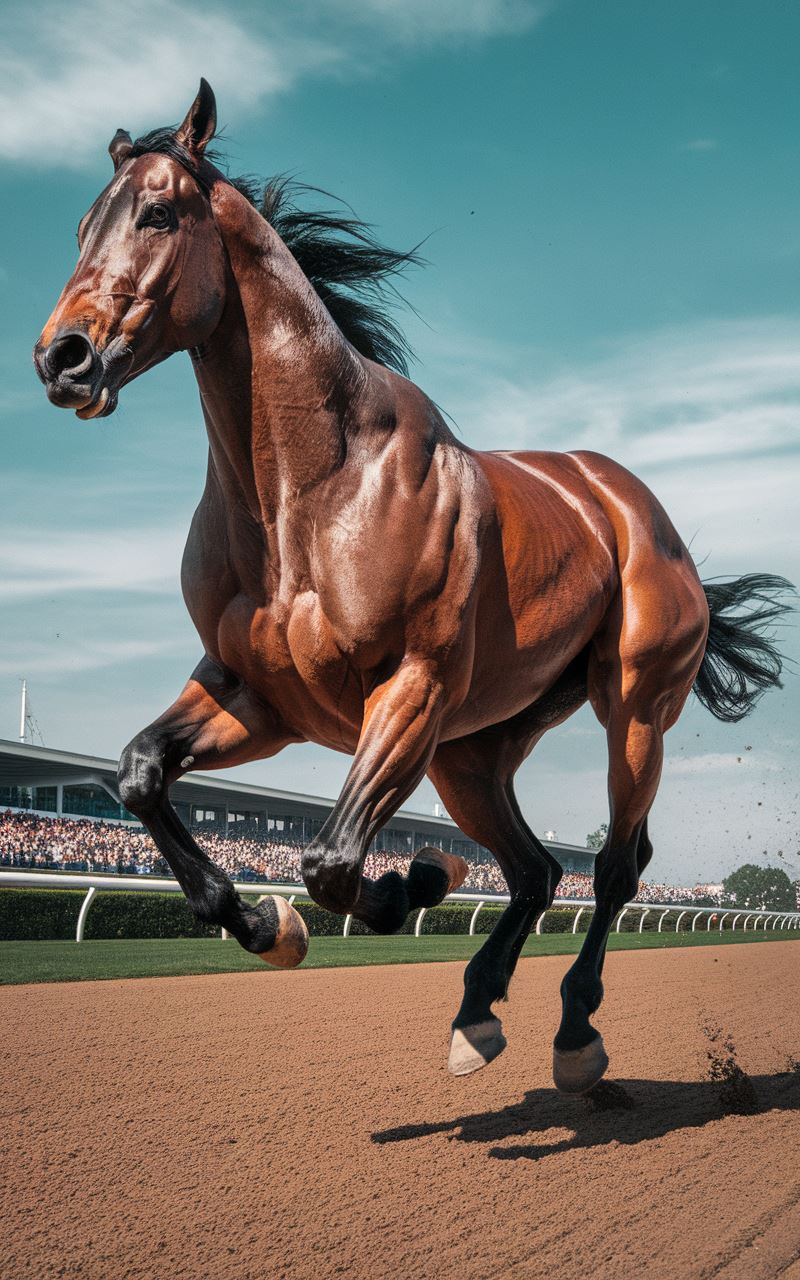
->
[0,738,597,874]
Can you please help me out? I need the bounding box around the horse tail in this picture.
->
[693,573,795,723]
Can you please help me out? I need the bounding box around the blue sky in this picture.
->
[1,0,799,884]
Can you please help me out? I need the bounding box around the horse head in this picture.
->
[33,80,226,419]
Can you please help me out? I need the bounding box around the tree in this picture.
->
[723,864,796,911]
[586,823,608,850]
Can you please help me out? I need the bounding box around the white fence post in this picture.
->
[535,911,546,936]
[469,901,485,936]
[639,908,650,933]
[75,886,96,942]
[572,906,585,935]
[343,914,353,937]
[414,908,427,937]
[615,907,629,934]
[691,911,703,932]
[674,910,687,933]
[657,908,671,933]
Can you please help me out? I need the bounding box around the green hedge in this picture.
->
[0,888,219,941]
[0,888,595,942]
[1,887,733,942]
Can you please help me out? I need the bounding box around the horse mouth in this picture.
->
[75,385,118,419]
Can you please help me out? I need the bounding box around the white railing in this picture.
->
[3,869,799,942]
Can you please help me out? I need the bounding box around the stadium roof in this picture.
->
[0,738,593,859]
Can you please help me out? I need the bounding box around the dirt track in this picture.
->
[1,941,799,1280]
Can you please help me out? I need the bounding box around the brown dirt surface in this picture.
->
[1,941,799,1280]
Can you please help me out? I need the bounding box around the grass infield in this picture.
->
[0,927,797,985]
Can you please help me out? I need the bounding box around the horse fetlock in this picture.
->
[462,954,508,1015]
[301,842,360,914]
[560,970,604,1027]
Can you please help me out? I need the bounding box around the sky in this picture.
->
[1,0,799,886]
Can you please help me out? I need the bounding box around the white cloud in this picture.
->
[441,315,800,573]
[0,524,184,599]
[0,0,549,168]
[0,636,185,678]
[0,0,335,167]
[324,0,548,42]
[449,317,800,459]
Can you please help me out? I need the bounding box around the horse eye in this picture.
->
[139,202,176,231]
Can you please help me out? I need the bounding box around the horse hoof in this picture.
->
[258,896,309,969]
[414,847,470,895]
[448,1018,507,1076]
[552,1035,609,1094]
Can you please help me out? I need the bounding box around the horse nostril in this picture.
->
[45,331,96,379]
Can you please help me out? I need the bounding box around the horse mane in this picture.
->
[129,129,422,375]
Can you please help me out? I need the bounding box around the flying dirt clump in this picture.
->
[703,1025,759,1115]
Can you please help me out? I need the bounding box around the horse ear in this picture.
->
[176,78,217,157]
[108,129,133,171]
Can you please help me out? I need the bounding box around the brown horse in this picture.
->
[35,81,791,1093]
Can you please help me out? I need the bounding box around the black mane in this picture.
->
[130,129,422,375]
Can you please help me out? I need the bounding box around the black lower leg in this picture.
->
[142,803,282,953]
[555,829,641,1052]
[303,816,459,934]
[310,852,456,937]
[453,893,540,1030]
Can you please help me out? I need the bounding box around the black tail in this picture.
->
[694,574,795,723]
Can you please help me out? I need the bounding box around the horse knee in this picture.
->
[301,841,359,914]
[118,733,165,817]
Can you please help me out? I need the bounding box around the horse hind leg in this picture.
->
[552,726,663,1094]
[553,581,706,1093]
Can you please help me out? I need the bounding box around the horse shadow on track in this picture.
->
[371,1068,800,1162]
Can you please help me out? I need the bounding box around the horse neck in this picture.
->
[194,183,366,525]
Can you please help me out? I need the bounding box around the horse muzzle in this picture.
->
[33,329,127,419]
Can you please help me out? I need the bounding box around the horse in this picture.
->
[34,80,792,1093]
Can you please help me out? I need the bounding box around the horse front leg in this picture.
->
[301,659,467,933]
[117,656,308,967]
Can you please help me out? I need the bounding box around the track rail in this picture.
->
[3,870,798,942]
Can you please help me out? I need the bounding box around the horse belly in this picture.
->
[442,479,616,738]
[443,610,598,740]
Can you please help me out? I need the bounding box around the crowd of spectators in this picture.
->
[0,808,739,906]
